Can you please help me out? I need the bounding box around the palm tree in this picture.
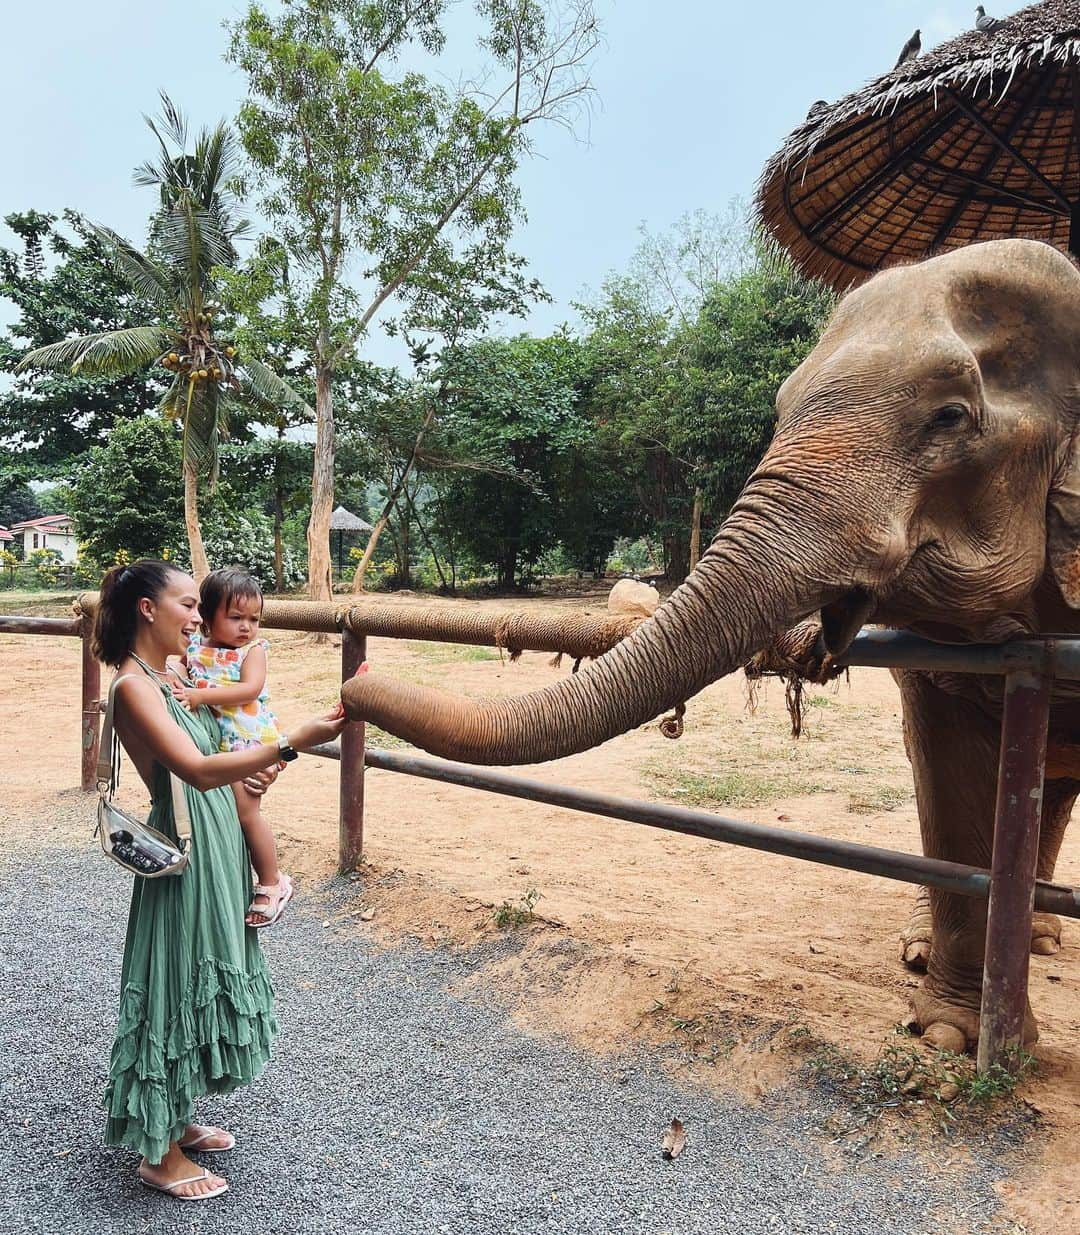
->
[16,95,303,579]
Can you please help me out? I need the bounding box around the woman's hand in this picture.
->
[289,709,349,752]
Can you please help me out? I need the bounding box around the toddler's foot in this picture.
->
[247,874,293,929]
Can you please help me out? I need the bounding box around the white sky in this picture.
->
[2,0,980,367]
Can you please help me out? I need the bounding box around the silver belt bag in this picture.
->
[95,670,192,878]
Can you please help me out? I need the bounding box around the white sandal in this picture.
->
[247,874,294,929]
[139,1168,229,1201]
[179,1124,235,1153]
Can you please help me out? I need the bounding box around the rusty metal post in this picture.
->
[80,619,101,792]
[978,665,1053,1073]
[338,627,367,872]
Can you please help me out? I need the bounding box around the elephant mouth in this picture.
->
[819,587,877,656]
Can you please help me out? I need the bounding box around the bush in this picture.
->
[0,549,19,587]
[28,547,63,587]
[606,536,659,576]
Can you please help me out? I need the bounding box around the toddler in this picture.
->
[174,568,292,928]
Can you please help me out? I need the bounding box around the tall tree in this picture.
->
[0,210,159,471]
[229,0,597,602]
[68,415,187,565]
[430,334,590,589]
[15,97,300,578]
[676,246,835,525]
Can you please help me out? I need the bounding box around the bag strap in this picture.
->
[97,670,192,852]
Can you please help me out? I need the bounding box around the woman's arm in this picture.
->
[175,644,267,710]
[115,675,345,791]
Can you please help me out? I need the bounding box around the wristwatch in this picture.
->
[277,735,299,763]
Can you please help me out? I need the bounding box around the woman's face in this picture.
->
[139,572,202,656]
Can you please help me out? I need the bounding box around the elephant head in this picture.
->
[343,239,1080,763]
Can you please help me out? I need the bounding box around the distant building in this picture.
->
[9,514,78,563]
[0,527,13,548]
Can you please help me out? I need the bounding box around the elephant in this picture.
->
[342,237,1080,1055]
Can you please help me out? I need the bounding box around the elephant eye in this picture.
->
[929,403,968,430]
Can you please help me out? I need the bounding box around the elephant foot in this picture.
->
[899,887,932,973]
[907,983,1038,1055]
[901,893,1062,970]
[1030,911,1062,956]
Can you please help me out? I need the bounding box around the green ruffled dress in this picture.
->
[103,683,278,1163]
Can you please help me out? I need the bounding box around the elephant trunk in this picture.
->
[341,485,848,765]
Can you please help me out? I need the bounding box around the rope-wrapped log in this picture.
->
[74,593,645,660]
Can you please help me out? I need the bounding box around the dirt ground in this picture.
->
[3,584,1080,1232]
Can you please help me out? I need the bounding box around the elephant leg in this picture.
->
[1031,780,1079,955]
[899,886,932,971]
[901,776,1072,970]
[896,670,1037,1054]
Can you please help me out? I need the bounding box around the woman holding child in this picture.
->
[94,559,346,1201]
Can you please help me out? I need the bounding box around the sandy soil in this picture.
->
[3,585,1079,1232]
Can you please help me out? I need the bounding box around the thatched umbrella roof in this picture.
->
[757,1,1080,290]
[329,505,373,533]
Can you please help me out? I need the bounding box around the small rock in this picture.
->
[938,1082,960,1103]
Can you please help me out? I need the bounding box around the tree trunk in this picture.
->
[273,464,284,593]
[688,487,703,572]
[405,485,450,592]
[662,530,690,583]
[351,402,438,591]
[395,501,411,586]
[306,354,335,629]
[183,462,210,582]
[352,510,391,590]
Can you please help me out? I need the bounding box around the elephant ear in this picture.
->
[1047,436,1080,608]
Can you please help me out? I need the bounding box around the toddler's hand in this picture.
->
[331,661,369,718]
[169,681,193,711]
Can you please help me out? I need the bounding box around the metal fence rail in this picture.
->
[1,601,1073,1074]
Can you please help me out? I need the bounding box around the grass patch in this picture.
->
[364,724,414,751]
[789,1025,1038,1148]
[644,763,825,808]
[847,785,911,815]
[804,693,835,709]
[0,591,78,617]
[492,886,542,929]
[411,640,500,664]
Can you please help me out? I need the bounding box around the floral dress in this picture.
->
[185,634,280,752]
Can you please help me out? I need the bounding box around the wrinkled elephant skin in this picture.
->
[343,239,1080,1054]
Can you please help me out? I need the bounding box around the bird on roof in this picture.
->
[975,6,1003,33]
[805,99,829,122]
[894,28,921,69]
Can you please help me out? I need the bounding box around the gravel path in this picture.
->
[1,832,1010,1235]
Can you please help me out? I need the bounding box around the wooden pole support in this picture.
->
[80,619,101,792]
[338,628,367,872]
[978,666,1053,1073]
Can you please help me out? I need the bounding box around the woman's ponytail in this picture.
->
[93,559,179,667]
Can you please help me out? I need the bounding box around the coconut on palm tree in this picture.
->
[16,94,305,578]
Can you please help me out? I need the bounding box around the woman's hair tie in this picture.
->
[119,567,132,585]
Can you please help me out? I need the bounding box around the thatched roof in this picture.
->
[329,505,372,533]
[757,1,1080,290]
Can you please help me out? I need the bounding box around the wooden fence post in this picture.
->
[338,627,367,871]
[978,664,1052,1073]
[80,619,101,792]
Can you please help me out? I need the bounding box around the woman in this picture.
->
[94,559,346,1201]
